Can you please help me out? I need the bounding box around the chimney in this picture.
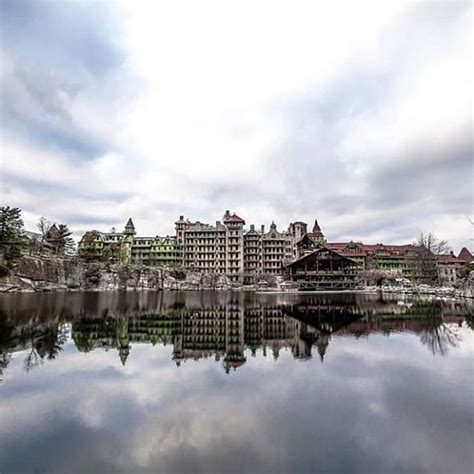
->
[216,221,221,227]
[261,225,265,233]
[224,210,230,219]
[250,224,255,231]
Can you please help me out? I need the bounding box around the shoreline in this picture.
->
[0,285,472,300]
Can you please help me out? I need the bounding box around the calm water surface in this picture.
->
[0,291,473,474]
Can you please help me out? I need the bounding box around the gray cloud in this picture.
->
[0,1,472,250]
[0,0,133,159]
[0,329,473,473]
[256,1,473,247]
[0,0,124,77]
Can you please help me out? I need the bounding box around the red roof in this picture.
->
[310,219,324,237]
[325,242,415,257]
[437,253,464,263]
[458,247,473,261]
[224,213,245,223]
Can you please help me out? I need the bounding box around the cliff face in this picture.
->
[0,255,239,292]
[0,255,166,292]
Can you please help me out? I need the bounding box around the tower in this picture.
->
[289,221,308,242]
[124,218,136,235]
[121,218,135,264]
[310,219,326,244]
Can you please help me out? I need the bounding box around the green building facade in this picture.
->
[78,218,178,269]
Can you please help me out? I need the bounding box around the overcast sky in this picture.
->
[1,0,472,250]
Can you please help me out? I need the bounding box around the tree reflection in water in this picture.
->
[418,303,463,356]
[0,292,472,378]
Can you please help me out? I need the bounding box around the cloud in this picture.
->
[0,0,472,250]
[1,326,473,473]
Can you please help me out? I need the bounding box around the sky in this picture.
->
[0,0,472,251]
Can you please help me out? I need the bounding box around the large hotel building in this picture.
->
[175,210,301,282]
[79,210,308,283]
[78,210,472,285]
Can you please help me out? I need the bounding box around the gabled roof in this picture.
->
[458,247,473,261]
[325,241,414,257]
[224,213,245,223]
[437,253,464,263]
[297,233,317,245]
[286,246,358,267]
[125,218,135,228]
[48,224,59,232]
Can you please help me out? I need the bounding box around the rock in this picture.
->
[185,271,202,287]
[163,275,177,290]
[0,255,167,293]
[215,274,231,290]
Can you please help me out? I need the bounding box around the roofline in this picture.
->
[286,247,359,267]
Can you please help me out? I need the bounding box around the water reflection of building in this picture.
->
[69,297,473,370]
[69,301,379,370]
[1,295,472,379]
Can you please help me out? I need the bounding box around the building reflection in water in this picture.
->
[0,291,472,378]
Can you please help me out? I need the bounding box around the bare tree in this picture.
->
[417,232,450,255]
[37,216,50,243]
[410,232,450,284]
[419,321,461,356]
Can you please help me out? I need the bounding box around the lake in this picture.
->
[0,291,473,474]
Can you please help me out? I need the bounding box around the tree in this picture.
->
[418,303,461,356]
[0,206,25,264]
[56,224,75,256]
[37,216,50,243]
[47,223,75,256]
[0,352,11,382]
[410,232,450,284]
[79,230,101,261]
[417,232,450,255]
[103,242,120,263]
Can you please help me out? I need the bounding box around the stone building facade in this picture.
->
[78,218,177,269]
[78,213,472,286]
[79,211,296,282]
[437,249,471,285]
[175,211,245,280]
[176,211,296,283]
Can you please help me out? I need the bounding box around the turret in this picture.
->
[124,218,136,235]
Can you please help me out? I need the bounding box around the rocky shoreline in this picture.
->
[1,254,473,299]
[0,255,270,293]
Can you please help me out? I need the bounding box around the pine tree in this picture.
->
[0,206,25,264]
[56,224,75,256]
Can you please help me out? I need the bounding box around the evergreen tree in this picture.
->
[56,224,75,256]
[79,230,100,261]
[0,206,25,264]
